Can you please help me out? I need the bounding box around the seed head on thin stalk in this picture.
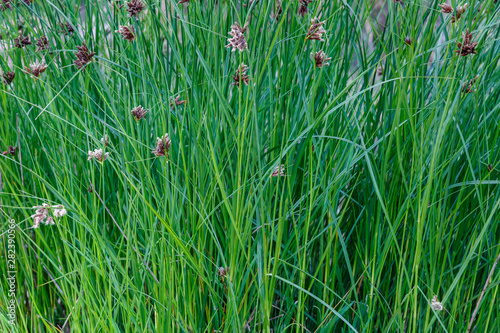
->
[152,133,171,157]
[115,25,135,42]
[231,63,250,87]
[456,29,478,56]
[31,203,67,228]
[226,22,248,52]
[88,148,110,162]
[271,0,282,21]
[24,60,48,78]
[14,35,31,48]
[2,145,16,155]
[462,75,479,93]
[438,3,453,13]
[2,71,15,85]
[298,0,313,17]
[35,36,50,52]
[170,96,186,108]
[126,0,146,18]
[0,0,12,11]
[430,295,443,311]
[101,135,109,147]
[74,43,96,70]
[311,50,331,68]
[404,37,413,46]
[271,164,286,177]
[178,0,189,4]
[451,3,468,23]
[377,66,384,76]
[131,105,148,121]
[59,22,75,35]
[305,18,326,41]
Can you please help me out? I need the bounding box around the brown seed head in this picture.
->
[231,63,250,87]
[152,133,171,157]
[271,164,286,177]
[306,17,326,41]
[451,3,468,23]
[178,0,189,4]
[74,43,96,70]
[0,0,12,11]
[271,0,282,20]
[170,96,186,108]
[462,75,479,93]
[88,148,110,162]
[377,66,384,76]
[14,35,31,48]
[311,50,331,68]
[456,29,477,56]
[2,145,17,156]
[298,0,313,17]
[35,36,50,52]
[115,25,135,42]
[131,105,148,121]
[60,22,75,35]
[404,37,413,46]
[438,3,453,13]
[226,22,249,52]
[126,0,146,18]
[24,60,48,78]
[2,71,15,85]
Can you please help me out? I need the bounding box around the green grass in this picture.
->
[1,0,500,331]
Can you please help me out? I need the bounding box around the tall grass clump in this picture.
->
[1,0,500,331]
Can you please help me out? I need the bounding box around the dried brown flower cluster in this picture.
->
[404,37,413,46]
[218,267,229,279]
[0,0,11,11]
[271,0,282,20]
[298,0,313,17]
[126,0,146,18]
[462,75,478,93]
[35,36,50,52]
[451,3,468,23]
[14,35,31,48]
[152,133,171,157]
[311,50,331,68]
[2,145,16,155]
[226,22,248,52]
[116,25,135,42]
[231,63,250,87]
[31,203,67,228]
[306,18,326,41]
[170,96,186,108]
[2,71,15,85]
[393,0,403,4]
[101,135,109,147]
[271,164,286,177]
[60,22,75,35]
[131,105,148,121]
[88,148,110,162]
[74,43,96,70]
[178,0,189,4]
[438,3,453,13]
[377,66,384,76]
[456,29,477,56]
[24,60,48,78]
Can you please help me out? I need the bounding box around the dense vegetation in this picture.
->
[1,0,500,331]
